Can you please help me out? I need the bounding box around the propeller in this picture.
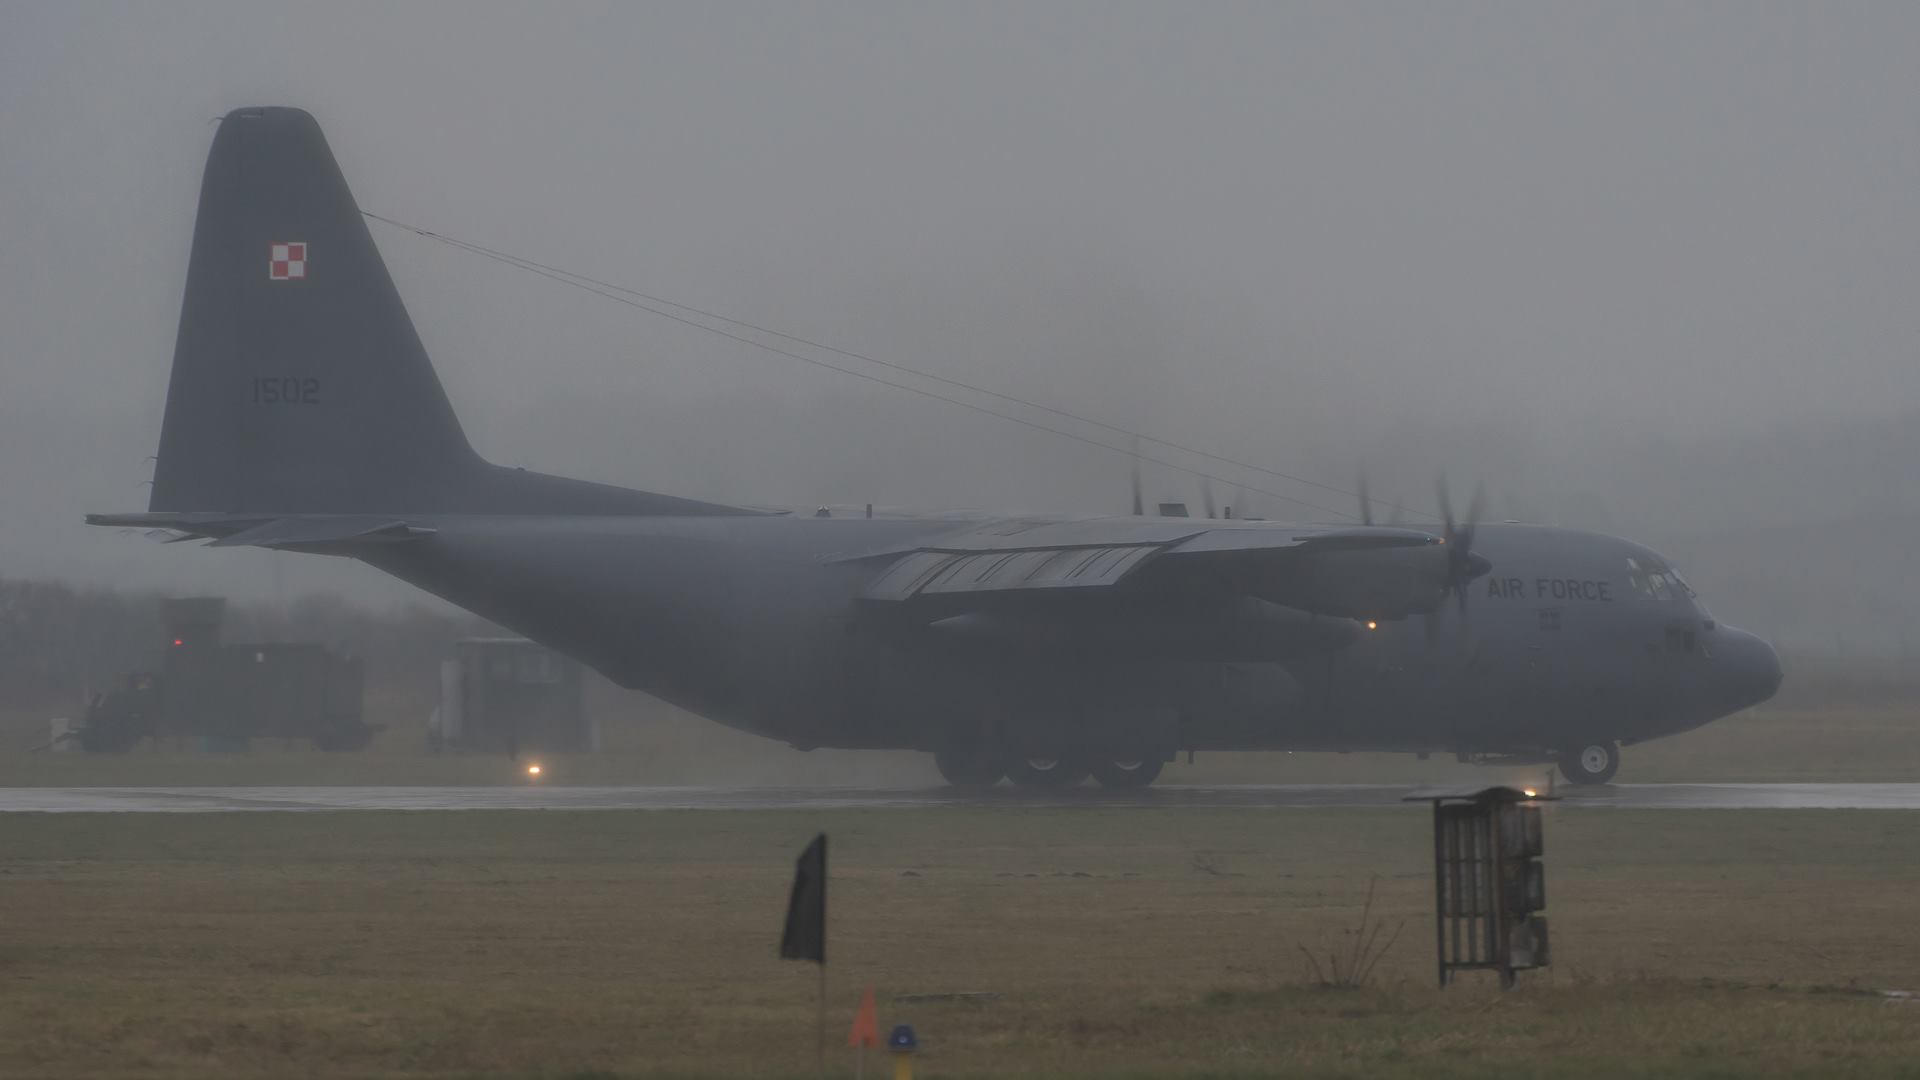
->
[1436,474,1491,614]
[1357,473,1374,526]
[1130,450,1144,517]
[1200,478,1218,520]
[1424,474,1493,636]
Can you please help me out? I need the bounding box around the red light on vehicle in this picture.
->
[172,638,184,647]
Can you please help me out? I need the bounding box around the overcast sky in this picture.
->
[3,2,1918,636]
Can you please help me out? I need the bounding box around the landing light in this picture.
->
[1523,788,1537,798]
[526,763,543,778]
[1366,621,1378,631]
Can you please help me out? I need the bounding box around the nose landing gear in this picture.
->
[1558,741,1620,785]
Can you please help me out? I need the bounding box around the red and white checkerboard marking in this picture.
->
[268,242,307,280]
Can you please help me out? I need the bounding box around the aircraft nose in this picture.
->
[1715,626,1783,709]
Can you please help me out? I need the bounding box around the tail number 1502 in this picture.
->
[250,377,320,404]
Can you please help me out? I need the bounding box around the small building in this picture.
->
[431,638,593,755]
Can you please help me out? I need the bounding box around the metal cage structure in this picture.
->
[1405,785,1554,988]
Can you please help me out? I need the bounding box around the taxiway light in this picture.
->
[172,638,184,646]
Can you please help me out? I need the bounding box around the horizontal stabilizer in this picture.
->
[86,512,433,551]
[206,516,433,549]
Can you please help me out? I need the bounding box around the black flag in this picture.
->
[779,833,827,964]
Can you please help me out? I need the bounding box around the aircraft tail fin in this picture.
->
[148,106,751,518]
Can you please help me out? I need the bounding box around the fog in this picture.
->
[4,2,1919,653]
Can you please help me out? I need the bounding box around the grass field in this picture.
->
[2,806,1920,1078]
[2,702,1917,788]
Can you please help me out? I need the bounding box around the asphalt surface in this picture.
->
[1,783,1918,812]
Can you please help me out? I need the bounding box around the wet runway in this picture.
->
[1,783,1919,812]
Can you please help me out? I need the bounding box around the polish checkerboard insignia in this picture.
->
[268,242,307,280]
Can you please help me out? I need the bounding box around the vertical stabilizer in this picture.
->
[147,107,752,518]
[151,107,483,513]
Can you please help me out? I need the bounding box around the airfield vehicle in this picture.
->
[430,637,592,756]
[79,597,372,752]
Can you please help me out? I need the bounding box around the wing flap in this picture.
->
[861,544,1159,601]
[856,516,1451,619]
[1166,524,1436,555]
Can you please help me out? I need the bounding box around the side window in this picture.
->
[1628,556,1696,603]
[1625,557,1655,600]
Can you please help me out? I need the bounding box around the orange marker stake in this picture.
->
[848,985,880,1078]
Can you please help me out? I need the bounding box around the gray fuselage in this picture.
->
[360,513,1781,761]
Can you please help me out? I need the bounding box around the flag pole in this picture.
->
[779,832,829,1077]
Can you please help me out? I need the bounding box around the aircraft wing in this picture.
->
[85,512,434,552]
[848,516,1454,622]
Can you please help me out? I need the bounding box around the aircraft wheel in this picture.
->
[1088,755,1164,789]
[933,746,1007,787]
[1558,741,1619,785]
[1005,754,1090,788]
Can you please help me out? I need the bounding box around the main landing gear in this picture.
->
[932,746,1008,788]
[1557,741,1620,786]
[1087,755,1163,789]
[932,747,1168,789]
[1006,754,1090,787]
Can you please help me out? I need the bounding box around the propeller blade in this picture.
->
[1201,479,1218,520]
[1130,453,1144,517]
[1460,481,1486,555]
[1357,472,1374,526]
[1431,473,1491,626]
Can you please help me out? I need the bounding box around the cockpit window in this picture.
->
[1626,556,1696,602]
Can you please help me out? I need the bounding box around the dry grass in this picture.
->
[1,807,1918,1077]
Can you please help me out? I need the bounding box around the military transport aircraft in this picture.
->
[90,107,1782,787]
